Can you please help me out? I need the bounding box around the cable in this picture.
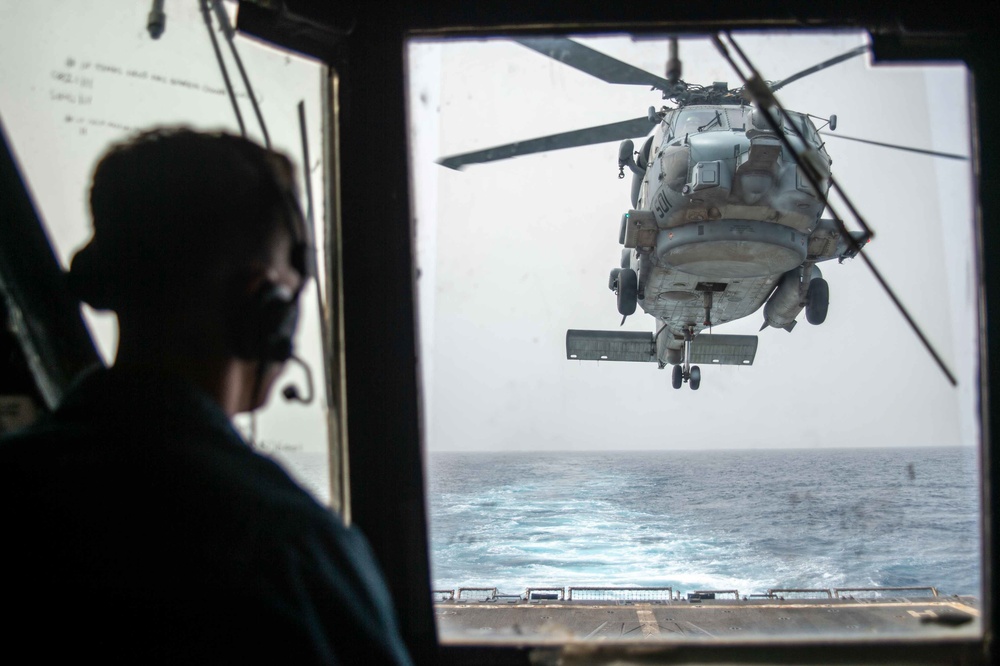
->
[200,0,246,137]
[211,0,271,148]
[735,39,877,246]
[282,354,315,404]
[713,32,957,387]
[819,131,969,161]
[297,100,316,247]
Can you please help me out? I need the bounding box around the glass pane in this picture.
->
[407,31,979,642]
[675,109,726,133]
[0,0,333,503]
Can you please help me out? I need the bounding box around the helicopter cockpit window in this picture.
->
[409,30,979,647]
[0,2,339,508]
[725,107,746,131]
[673,108,728,137]
[786,111,822,147]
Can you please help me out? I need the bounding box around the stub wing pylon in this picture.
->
[566,330,656,363]
[566,330,758,366]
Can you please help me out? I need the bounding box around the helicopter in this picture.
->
[437,36,963,390]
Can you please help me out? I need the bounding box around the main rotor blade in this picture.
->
[439,116,653,170]
[514,37,673,91]
[819,131,970,160]
[770,45,869,91]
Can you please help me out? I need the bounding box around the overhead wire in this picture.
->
[712,33,957,387]
[819,131,969,161]
[199,0,246,137]
[210,0,271,148]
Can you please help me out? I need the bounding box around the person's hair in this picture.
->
[69,127,305,312]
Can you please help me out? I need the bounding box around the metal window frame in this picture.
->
[0,1,992,664]
[237,2,994,663]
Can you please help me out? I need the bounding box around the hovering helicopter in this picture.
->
[438,36,961,390]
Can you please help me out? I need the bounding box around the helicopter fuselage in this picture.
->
[614,104,860,367]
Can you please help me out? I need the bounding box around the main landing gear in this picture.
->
[609,267,637,316]
[805,277,829,325]
[671,327,700,390]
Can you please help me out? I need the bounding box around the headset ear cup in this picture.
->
[261,284,299,362]
[228,290,255,360]
[230,282,298,362]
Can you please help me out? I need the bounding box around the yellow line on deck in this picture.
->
[637,609,660,638]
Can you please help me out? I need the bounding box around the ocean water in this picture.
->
[277,446,980,598]
[425,447,981,598]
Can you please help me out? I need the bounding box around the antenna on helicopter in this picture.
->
[805,113,837,131]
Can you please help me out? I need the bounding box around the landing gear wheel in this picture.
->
[689,365,701,390]
[620,248,632,269]
[608,268,621,291]
[806,278,829,325]
[671,364,683,389]
[617,268,638,316]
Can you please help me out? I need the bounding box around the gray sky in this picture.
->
[407,32,977,452]
[0,8,978,458]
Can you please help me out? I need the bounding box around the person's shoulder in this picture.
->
[183,439,358,552]
[0,411,91,466]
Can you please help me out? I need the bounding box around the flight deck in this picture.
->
[434,587,980,642]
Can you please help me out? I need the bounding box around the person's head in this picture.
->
[69,127,310,412]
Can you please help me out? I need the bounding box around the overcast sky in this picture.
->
[407,32,977,452]
[0,8,978,457]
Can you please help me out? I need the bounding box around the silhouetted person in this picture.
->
[0,128,412,665]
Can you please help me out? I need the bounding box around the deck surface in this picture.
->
[435,596,981,642]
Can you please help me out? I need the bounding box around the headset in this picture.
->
[71,239,310,368]
[70,229,314,405]
[228,239,314,404]
[228,279,301,364]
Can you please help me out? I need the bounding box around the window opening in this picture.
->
[407,31,979,643]
[0,1,336,506]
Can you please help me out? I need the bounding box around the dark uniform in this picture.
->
[0,366,413,665]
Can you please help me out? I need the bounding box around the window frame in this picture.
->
[0,1,987,664]
[316,7,992,662]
